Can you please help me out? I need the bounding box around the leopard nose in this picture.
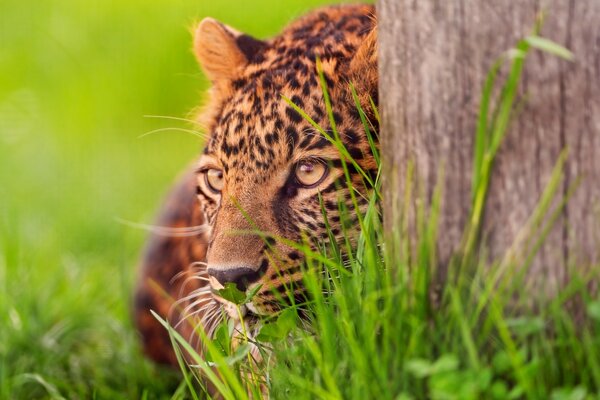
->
[207,266,260,292]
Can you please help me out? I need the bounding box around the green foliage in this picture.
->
[217,284,248,306]
[256,309,297,343]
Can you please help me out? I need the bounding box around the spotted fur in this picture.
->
[134,4,378,367]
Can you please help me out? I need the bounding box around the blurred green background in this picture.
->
[0,0,334,397]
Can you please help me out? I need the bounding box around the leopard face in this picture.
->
[192,5,378,320]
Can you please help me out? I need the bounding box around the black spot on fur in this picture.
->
[289,77,301,90]
[265,131,279,145]
[299,135,314,149]
[290,95,304,109]
[345,128,360,144]
[236,34,268,63]
[232,78,246,90]
[302,83,311,97]
[306,135,330,150]
[285,105,303,124]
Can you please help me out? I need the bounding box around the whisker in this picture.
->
[205,311,224,338]
[177,308,210,330]
[177,275,210,295]
[185,303,217,321]
[170,288,211,320]
[114,217,210,237]
[182,296,213,316]
[170,269,190,285]
[174,287,212,306]
[143,114,203,126]
[193,309,218,340]
[190,261,209,267]
[138,127,207,140]
[176,264,210,294]
[181,290,216,318]
[177,298,217,329]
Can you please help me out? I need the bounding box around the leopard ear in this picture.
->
[194,18,266,84]
[349,27,378,115]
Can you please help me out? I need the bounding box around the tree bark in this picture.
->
[379,0,600,296]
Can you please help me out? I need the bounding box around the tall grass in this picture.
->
[159,26,600,400]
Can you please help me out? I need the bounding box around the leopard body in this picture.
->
[134,3,378,366]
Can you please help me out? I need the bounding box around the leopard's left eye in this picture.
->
[205,168,224,193]
[295,159,328,187]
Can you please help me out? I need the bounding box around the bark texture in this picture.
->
[379,0,600,295]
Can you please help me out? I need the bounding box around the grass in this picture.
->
[0,0,338,398]
[161,20,600,400]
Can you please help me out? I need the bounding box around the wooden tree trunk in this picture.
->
[379,0,600,296]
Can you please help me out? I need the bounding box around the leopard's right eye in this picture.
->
[204,168,224,194]
[295,159,328,188]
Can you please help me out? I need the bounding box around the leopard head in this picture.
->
[191,6,378,320]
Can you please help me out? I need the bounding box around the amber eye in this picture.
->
[295,159,328,187]
[205,168,224,193]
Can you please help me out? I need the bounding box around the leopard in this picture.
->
[134,3,378,367]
